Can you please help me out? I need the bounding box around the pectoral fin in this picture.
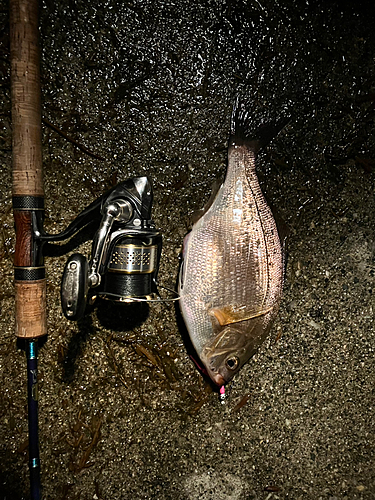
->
[209,304,274,326]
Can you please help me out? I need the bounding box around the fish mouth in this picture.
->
[211,372,226,386]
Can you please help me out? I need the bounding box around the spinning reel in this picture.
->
[37,176,161,321]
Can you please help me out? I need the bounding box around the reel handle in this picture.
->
[61,254,89,321]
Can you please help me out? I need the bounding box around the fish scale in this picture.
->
[179,104,284,385]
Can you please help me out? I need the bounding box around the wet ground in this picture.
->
[0,0,374,498]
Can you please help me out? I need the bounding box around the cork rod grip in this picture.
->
[10,0,46,338]
[10,0,43,197]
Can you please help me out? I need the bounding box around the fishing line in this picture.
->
[97,283,181,304]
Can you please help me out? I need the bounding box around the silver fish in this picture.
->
[178,103,285,386]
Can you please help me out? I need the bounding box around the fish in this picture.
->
[178,101,286,386]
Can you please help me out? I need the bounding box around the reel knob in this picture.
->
[61,253,89,321]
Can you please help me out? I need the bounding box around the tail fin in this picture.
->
[229,98,290,153]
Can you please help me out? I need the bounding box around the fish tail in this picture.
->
[230,97,290,153]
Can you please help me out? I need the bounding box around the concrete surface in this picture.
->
[0,1,374,498]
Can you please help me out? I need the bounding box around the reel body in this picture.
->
[39,176,161,321]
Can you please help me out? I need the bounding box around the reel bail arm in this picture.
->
[88,199,133,287]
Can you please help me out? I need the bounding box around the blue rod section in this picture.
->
[26,340,41,500]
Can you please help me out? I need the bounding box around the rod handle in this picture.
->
[10,0,43,198]
[14,281,46,338]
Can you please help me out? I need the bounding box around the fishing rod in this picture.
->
[10,0,45,498]
[9,1,166,497]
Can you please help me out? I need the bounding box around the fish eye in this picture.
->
[225,356,239,371]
